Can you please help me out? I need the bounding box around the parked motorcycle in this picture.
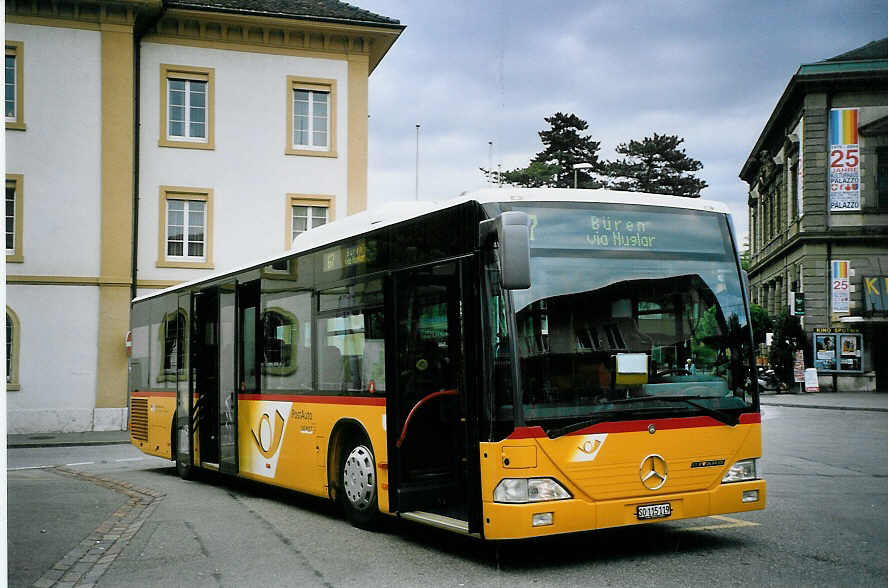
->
[757,367,782,392]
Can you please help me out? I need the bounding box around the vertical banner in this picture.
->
[828,108,860,211]
[797,117,803,216]
[831,260,850,313]
[793,350,805,383]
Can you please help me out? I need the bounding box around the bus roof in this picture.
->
[133,188,731,303]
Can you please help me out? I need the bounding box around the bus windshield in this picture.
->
[486,202,757,436]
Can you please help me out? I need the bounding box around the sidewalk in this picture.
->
[759,390,888,412]
[7,430,131,448]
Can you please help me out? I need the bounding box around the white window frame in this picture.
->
[293,89,328,150]
[168,78,208,142]
[166,199,206,261]
[286,77,336,157]
[293,204,328,238]
[285,194,335,248]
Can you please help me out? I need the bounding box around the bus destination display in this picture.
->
[521,205,728,256]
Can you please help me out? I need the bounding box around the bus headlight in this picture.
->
[721,459,758,483]
[493,477,571,503]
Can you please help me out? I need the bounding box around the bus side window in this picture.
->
[317,307,384,395]
[260,286,312,393]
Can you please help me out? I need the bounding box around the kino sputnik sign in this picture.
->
[829,108,860,211]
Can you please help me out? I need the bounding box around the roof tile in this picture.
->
[166,0,401,26]
[821,36,888,62]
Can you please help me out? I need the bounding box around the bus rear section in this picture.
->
[477,199,765,539]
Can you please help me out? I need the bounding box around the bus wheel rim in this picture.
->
[343,445,375,511]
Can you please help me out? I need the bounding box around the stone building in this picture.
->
[740,37,888,392]
[6,0,403,432]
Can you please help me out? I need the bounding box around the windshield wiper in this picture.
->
[607,395,740,427]
[547,395,739,438]
[547,413,631,439]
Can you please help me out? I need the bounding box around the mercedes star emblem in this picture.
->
[640,454,668,490]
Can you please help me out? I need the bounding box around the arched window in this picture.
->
[6,307,20,390]
[262,310,293,368]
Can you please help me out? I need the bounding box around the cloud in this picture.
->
[361,0,888,241]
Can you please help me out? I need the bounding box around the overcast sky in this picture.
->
[359,0,887,246]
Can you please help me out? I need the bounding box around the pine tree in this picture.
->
[605,133,707,197]
[482,113,603,188]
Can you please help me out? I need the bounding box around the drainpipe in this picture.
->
[131,3,166,303]
[827,241,837,393]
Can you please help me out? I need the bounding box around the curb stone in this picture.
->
[30,467,165,587]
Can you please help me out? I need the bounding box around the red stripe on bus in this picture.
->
[131,390,176,398]
[237,394,386,406]
[507,412,761,439]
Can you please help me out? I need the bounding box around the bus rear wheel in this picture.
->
[340,434,379,529]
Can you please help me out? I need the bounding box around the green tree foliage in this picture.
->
[768,313,806,385]
[485,161,561,188]
[482,112,603,188]
[605,133,708,198]
[740,239,751,270]
[749,304,772,346]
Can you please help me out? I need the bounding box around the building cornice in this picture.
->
[6,2,401,73]
[144,7,400,72]
[5,0,161,29]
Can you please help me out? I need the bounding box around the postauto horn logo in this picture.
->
[251,409,286,459]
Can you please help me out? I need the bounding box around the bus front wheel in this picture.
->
[340,434,379,529]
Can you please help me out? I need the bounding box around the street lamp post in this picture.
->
[415,124,421,200]
[572,162,594,189]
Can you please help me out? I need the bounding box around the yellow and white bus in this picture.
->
[128,188,765,539]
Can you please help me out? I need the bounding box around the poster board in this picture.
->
[812,329,862,373]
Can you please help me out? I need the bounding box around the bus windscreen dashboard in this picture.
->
[485,202,757,435]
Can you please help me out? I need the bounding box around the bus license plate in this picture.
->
[636,503,671,520]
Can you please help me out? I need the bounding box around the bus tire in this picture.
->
[339,432,379,529]
[176,455,193,480]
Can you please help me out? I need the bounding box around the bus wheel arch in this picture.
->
[328,419,379,528]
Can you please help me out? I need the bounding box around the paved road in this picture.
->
[8,404,888,587]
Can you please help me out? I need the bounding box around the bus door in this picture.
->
[218,282,238,474]
[191,288,220,466]
[175,292,194,474]
[390,260,472,521]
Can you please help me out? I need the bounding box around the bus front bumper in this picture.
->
[481,479,766,540]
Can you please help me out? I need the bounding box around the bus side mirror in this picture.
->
[480,211,531,290]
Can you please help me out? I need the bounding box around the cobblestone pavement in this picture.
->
[29,467,165,588]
